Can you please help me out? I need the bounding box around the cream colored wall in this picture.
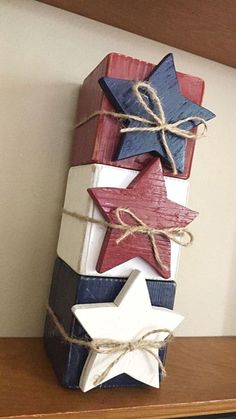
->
[1,0,235,337]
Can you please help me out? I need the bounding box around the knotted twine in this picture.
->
[75,81,207,175]
[62,207,193,271]
[47,304,173,386]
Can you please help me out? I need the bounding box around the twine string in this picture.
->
[75,81,207,174]
[62,207,193,271]
[47,304,173,386]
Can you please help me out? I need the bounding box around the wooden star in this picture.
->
[72,270,184,392]
[99,53,215,173]
[88,158,198,278]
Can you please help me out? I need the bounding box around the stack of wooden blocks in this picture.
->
[44,53,215,392]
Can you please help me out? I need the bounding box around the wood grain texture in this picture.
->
[71,52,206,179]
[45,258,176,389]
[72,270,183,391]
[0,337,236,418]
[99,54,215,173]
[88,159,198,278]
[59,163,189,280]
[38,0,236,68]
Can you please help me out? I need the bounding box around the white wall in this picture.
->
[0,0,235,336]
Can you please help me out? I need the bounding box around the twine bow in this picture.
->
[114,207,193,270]
[91,328,173,386]
[47,304,172,386]
[124,82,207,174]
[75,81,207,174]
[62,207,193,271]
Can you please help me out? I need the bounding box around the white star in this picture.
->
[72,270,183,392]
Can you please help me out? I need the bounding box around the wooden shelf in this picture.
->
[0,337,236,418]
[39,0,236,67]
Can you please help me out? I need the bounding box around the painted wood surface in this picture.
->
[1,337,236,418]
[88,159,197,279]
[72,270,183,392]
[71,52,207,179]
[44,258,177,389]
[57,162,189,279]
[99,54,215,173]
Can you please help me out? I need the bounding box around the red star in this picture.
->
[88,159,198,278]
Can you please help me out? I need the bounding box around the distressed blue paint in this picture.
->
[44,258,177,389]
[99,54,215,173]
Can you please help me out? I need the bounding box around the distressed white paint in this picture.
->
[72,270,183,391]
[57,164,189,279]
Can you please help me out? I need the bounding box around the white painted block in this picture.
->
[57,164,189,279]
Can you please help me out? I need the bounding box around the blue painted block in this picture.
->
[99,53,215,173]
[44,258,177,389]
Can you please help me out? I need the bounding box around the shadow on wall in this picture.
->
[0,81,80,336]
[223,233,236,335]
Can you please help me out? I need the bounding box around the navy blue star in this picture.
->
[99,54,215,173]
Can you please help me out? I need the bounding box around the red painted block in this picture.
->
[71,52,205,179]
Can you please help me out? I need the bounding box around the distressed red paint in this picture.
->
[71,52,205,179]
[88,159,198,278]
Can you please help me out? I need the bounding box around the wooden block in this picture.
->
[99,54,215,173]
[44,258,177,389]
[72,270,183,392]
[71,52,207,179]
[57,161,190,279]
